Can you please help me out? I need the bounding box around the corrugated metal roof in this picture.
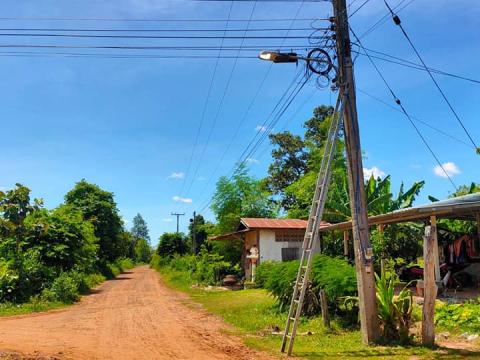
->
[320,192,480,232]
[240,218,330,229]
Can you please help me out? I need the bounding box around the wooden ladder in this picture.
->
[280,95,344,356]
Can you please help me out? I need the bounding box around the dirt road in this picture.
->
[0,266,272,360]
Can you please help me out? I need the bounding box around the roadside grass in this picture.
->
[0,299,66,317]
[157,267,479,359]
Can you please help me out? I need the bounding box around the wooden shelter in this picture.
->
[319,192,480,345]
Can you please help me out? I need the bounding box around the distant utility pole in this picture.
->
[171,212,185,233]
[190,211,197,254]
[333,0,380,344]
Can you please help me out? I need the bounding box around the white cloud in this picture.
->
[255,125,267,133]
[168,172,185,179]
[411,164,422,169]
[197,176,207,181]
[162,218,173,222]
[363,166,386,180]
[172,196,193,203]
[434,162,461,178]
[246,157,259,164]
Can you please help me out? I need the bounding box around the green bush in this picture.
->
[192,248,230,285]
[436,299,480,333]
[0,260,18,302]
[255,254,357,316]
[151,249,232,286]
[45,272,80,303]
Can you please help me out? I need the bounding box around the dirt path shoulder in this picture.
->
[0,266,273,360]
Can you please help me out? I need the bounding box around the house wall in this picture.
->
[259,230,304,262]
[258,229,322,262]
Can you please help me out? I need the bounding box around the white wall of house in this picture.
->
[257,229,321,262]
[259,230,303,262]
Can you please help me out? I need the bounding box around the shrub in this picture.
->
[46,272,80,303]
[192,248,230,285]
[0,260,18,302]
[255,254,357,316]
[436,299,480,333]
[375,271,413,344]
[115,257,134,271]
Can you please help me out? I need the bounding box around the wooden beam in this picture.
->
[319,289,331,329]
[343,230,350,258]
[422,225,437,346]
[476,213,480,254]
[378,224,385,274]
[430,216,441,283]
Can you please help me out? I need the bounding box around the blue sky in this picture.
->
[0,0,478,243]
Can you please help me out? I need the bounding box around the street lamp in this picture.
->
[258,50,298,63]
[258,48,335,78]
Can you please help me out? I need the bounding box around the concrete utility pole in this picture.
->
[191,211,197,254]
[333,0,380,344]
[171,212,185,233]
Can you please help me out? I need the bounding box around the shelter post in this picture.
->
[430,216,441,282]
[422,224,437,346]
[343,230,350,259]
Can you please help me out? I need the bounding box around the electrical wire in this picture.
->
[359,0,415,38]
[350,28,458,190]
[357,88,475,149]
[348,0,372,18]
[193,0,309,209]
[182,0,260,200]
[0,33,324,39]
[384,0,478,152]
[174,1,235,210]
[0,16,327,22]
[198,70,309,212]
[351,47,480,85]
[0,27,319,32]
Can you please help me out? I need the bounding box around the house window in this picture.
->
[282,247,300,261]
[275,230,304,242]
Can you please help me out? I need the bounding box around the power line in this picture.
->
[0,27,319,32]
[383,0,478,152]
[350,28,458,190]
[0,44,327,51]
[352,46,480,85]
[359,0,415,38]
[198,70,308,212]
[0,16,327,22]
[182,0,260,200]
[348,0,372,17]
[174,1,235,211]
[0,32,324,39]
[193,0,308,207]
[357,88,475,149]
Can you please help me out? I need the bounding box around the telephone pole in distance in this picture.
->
[171,212,185,233]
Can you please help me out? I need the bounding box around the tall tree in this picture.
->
[64,180,124,262]
[157,232,187,258]
[211,164,278,233]
[0,184,42,254]
[131,213,150,243]
[188,214,208,254]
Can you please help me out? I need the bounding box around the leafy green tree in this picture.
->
[131,213,150,243]
[24,205,98,273]
[134,238,152,263]
[267,132,307,208]
[157,232,187,258]
[0,184,43,254]
[64,180,124,262]
[188,214,212,254]
[211,164,278,234]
